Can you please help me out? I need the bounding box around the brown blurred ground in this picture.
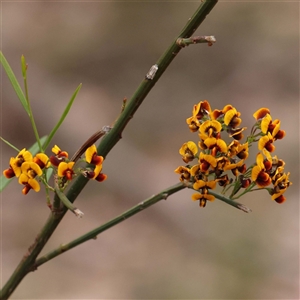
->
[1,1,299,299]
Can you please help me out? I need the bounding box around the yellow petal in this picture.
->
[251,165,261,181]
[85,144,97,163]
[29,178,40,192]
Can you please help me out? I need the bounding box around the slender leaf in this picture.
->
[31,135,48,154]
[20,54,43,151]
[0,51,29,115]
[0,136,20,152]
[0,177,13,193]
[43,83,82,151]
[0,136,48,192]
[45,168,53,182]
[21,55,27,79]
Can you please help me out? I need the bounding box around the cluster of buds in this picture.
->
[3,144,107,195]
[175,100,291,208]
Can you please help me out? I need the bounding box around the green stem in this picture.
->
[0,2,218,299]
[0,206,65,300]
[34,183,185,268]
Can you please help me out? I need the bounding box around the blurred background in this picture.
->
[1,1,299,299]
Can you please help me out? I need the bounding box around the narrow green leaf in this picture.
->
[0,51,29,115]
[0,136,20,152]
[43,83,82,151]
[21,55,27,79]
[45,168,53,182]
[31,135,48,155]
[0,135,48,192]
[0,177,12,193]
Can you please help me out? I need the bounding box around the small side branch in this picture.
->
[34,183,186,268]
[209,190,252,213]
[186,183,251,213]
[55,187,84,218]
[176,35,216,47]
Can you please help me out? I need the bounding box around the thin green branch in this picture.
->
[33,181,251,269]
[186,183,252,213]
[34,182,186,269]
[0,2,218,299]
[209,190,252,213]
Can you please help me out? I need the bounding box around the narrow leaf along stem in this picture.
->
[21,55,42,152]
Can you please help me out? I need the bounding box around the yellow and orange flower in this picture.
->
[227,126,247,141]
[93,164,107,182]
[191,192,215,207]
[192,179,216,208]
[260,114,285,140]
[258,132,275,153]
[18,173,40,194]
[203,137,227,156]
[227,141,249,160]
[179,141,198,163]
[33,153,51,169]
[85,145,104,166]
[215,156,231,173]
[253,108,270,121]
[21,162,42,179]
[8,148,33,177]
[186,100,212,132]
[3,157,18,178]
[198,152,217,173]
[58,162,75,180]
[193,179,216,191]
[251,153,272,188]
[271,172,291,203]
[52,145,69,158]
[174,166,192,182]
[223,106,242,128]
[192,100,211,120]
[199,120,222,140]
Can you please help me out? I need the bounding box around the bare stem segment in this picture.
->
[34,183,185,268]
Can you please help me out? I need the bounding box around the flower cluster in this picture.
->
[3,148,50,194]
[175,100,291,208]
[3,144,107,195]
[50,144,107,183]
